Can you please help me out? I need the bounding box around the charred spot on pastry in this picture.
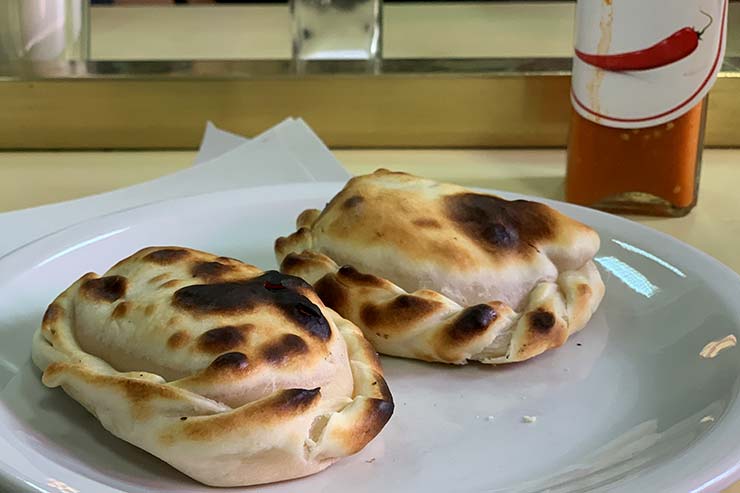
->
[367,397,395,428]
[372,374,393,403]
[529,309,556,332]
[173,271,331,340]
[209,352,249,371]
[191,261,234,281]
[280,253,310,274]
[483,223,518,248]
[81,276,127,303]
[337,266,383,287]
[144,304,156,316]
[111,302,130,319]
[167,330,190,349]
[173,283,255,313]
[342,194,364,210]
[260,270,312,291]
[314,275,347,312]
[341,397,394,454]
[361,304,381,327]
[197,326,248,353]
[143,248,190,264]
[447,304,497,341]
[260,273,332,342]
[445,193,554,252]
[362,295,438,328]
[413,218,441,228]
[42,303,64,326]
[272,388,321,414]
[289,301,331,340]
[390,295,436,313]
[262,334,308,364]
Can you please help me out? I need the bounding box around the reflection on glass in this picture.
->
[612,239,686,278]
[290,0,382,61]
[595,256,659,298]
[0,0,89,62]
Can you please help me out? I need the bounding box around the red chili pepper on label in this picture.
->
[575,11,713,71]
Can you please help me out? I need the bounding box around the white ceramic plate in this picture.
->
[1,183,739,493]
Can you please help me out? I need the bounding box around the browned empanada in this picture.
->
[276,169,604,364]
[32,247,393,487]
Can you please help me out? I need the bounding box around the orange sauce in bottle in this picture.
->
[566,99,706,216]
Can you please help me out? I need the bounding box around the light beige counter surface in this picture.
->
[2,148,739,274]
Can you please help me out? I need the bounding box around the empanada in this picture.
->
[32,247,393,487]
[276,169,605,364]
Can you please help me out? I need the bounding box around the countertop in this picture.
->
[3,148,740,278]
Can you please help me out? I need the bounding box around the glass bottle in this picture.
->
[567,99,708,217]
[0,0,90,62]
[566,0,726,217]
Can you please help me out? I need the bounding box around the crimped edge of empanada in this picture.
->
[32,275,393,487]
[275,209,605,365]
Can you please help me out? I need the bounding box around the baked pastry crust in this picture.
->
[32,247,393,487]
[276,169,605,364]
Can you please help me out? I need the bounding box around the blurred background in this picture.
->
[77,0,738,61]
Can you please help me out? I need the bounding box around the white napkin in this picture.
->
[192,122,249,166]
[0,118,350,256]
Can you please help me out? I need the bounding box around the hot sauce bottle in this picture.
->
[566,0,727,217]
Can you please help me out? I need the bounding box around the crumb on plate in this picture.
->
[700,335,737,359]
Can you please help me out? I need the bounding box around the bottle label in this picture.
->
[571,0,727,129]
